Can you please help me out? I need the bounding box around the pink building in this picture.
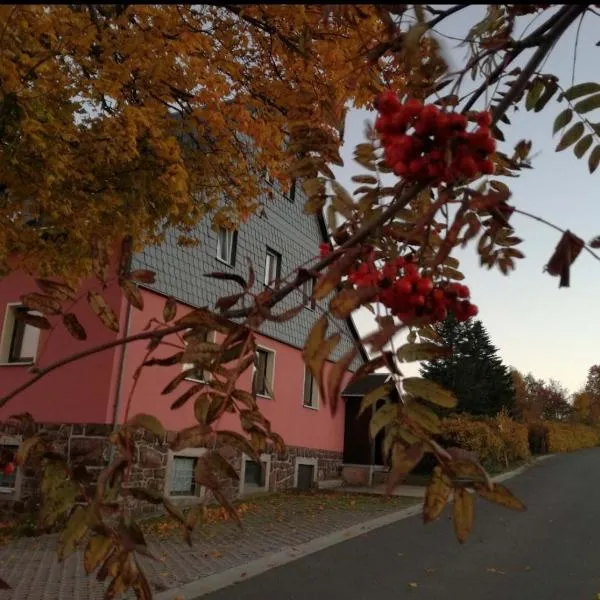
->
[0,178,367,506]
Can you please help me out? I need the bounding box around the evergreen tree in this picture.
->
[419,314,515,417]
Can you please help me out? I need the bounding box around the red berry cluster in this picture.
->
[375,91,496,185]
[349,254,478,324]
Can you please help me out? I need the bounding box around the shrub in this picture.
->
[490,409,531,464]
[440,414,504,470]
[544,422,600,453]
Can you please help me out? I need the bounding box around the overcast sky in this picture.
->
[331,6,600,394]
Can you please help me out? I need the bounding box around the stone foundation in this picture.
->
[0,421,343,519]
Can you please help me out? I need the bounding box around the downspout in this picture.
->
[368,403,376,488]
[111,299,132,431]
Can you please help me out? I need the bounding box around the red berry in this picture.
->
[480,137,497,154]
[433,306,448,321]
[319,242,330,258]
[466,303,479,317]
[3,462,15,476]
[416,277,433,294]
[457,285,470,298]
[395,278,413,295]
[459,156,478,178]
[480,158,495,174]
[432,288,445,303]
[393,161,408,176]
[404,263,419,280]
[393,256,406,269]
[410,294,426,307]
[476,111,492,127]
[404,98,423,118]
[377,90,401,115]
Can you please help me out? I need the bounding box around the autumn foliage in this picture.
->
[3,4,600,598]
[528,421,600,454]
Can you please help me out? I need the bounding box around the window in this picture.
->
[0,305,41,364]
[288,178,297,203]
[0,438,21,497]
[216,227,237,265]
[303,367,319,409]
[302,277,315,309]
[254,348,275,397]
[240,453,271,496]
[264,248,281,287]
[182,329,212,383]
[165,448,207,499]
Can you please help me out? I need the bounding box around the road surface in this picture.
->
[203,449,600,600]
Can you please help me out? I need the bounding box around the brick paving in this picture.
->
[0,491,417,600]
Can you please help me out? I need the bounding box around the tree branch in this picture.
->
[0,323,189,409]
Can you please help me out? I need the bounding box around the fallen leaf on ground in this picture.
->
[486,567,506,575]
[408,582,418,589]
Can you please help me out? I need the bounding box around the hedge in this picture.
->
[528,421,600,453]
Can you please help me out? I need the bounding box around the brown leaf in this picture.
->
[62,313,87,340]
[57,505,90,561]
[204,272,247,288]
[423,466,452,523]
[119,236,134,276]
[87,291,120,332]
[313,247,362,300]
[20,292,62,316]
[345,355,388,388]
[327,347,358,415]
[453,488,474,544]
[216,293,244,312]
[177,308,237,334]
[13,310,51,330]
[216,431,261,464]
[589,235,600,249]
[129,269,156,284]
[84,535,114,575]
[386,442,425,494]
[406,399,441,434]
[163,297,177,322]
[127,414,165,438]
[474,482,526,511]
[170,384,203,410]
[363,320,405,352]
[171,424,214,451]
[329,286,378,319]
[128,487,164,504]
[119,279,144,310]
[403,378,457,409]
[206,450,239,482]
[545,230,585,287]
[35,279,76,301]
[162,369,196,395]
[143,352,184,367]
[268,304,304,322]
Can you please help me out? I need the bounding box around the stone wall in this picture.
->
[0,421,343,520]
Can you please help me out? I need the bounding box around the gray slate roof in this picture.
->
[132,179,366,371]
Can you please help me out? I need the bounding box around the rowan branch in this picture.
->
[514,208,600,264]
[0,323,189,409]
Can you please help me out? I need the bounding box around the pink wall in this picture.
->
[0,271,126,424]
[121,290,353,452]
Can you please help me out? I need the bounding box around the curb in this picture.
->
[155,454,554,600]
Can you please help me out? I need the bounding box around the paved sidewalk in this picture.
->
[0,491,417,600]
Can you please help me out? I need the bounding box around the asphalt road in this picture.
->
[203,449,600,600]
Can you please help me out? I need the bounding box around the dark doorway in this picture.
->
[297,463,315,491]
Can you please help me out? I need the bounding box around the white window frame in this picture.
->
[164,447,207,502]
[182,329,216,383]
[293,457,318,489]
[264,248,281,287]
[302,366,319,410]
[253,346,275,399]
[0,303,41,366]
[301,277,315,310]
[216,227,236,266]
[239,452,271,496]
[0,435,23,499]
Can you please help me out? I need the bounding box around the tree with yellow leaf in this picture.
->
[3,5,600,598]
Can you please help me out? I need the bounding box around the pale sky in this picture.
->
[331,6,600,395]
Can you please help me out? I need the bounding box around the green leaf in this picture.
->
[552,108,573,135]
[525,79,544,111]
[562,82,600,101]
[127,414,165,438]
[57,506,90,561]
[405,399,441,433]
[358,383,392,417]
[397,343,450,362]
[84,535,114,575]
[574,134,593,158]
[589,145,600,173]
[555,122,584,152]
[403,377,457,408]
[574,93,600,114]
[369,402,396,439]
[534,80,557,112]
